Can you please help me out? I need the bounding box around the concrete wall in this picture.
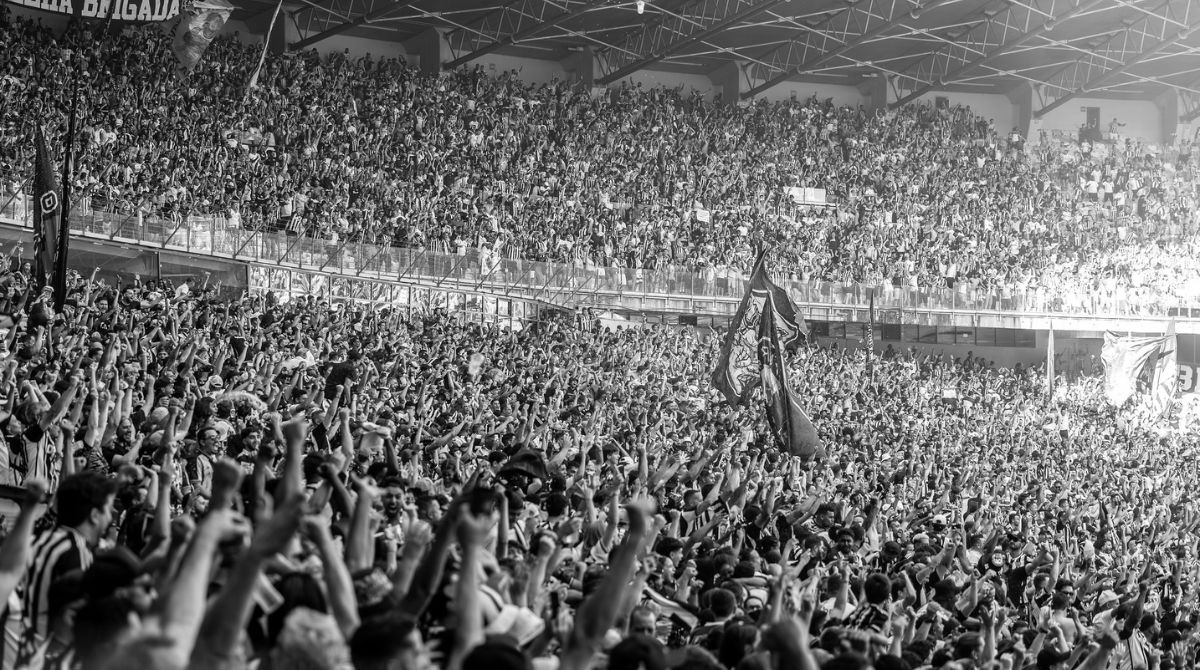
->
[917,90,1016,134]
[1036,96,1163,143]
[756,79,866,108]
[303,32,407,60]
[611,68,719,97]
[221,19,258,46]
[474,52,568,84]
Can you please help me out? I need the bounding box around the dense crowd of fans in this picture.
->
[0,241,1186,670]
[0,6,1197,670]
[2,11,1200,310]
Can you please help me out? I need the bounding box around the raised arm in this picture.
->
[447,509,492,670]
[560,505,648,670]
[192,492,303,667]
[151,509,245,665]
[302,516,361,638]
[395,499,462,619]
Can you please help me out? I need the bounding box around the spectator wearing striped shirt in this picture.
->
[845,573,894,639]
[15,472,117,670]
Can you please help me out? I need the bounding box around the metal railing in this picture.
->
[2,192,1198,320]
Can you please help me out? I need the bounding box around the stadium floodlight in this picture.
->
[637,0,645,13]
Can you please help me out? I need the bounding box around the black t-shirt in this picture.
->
[1006,563,1030,606]
[229,336,247,359]
[324,360,358,399]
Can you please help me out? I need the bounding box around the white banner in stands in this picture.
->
[784,186,827,206]
[5,0,181,22]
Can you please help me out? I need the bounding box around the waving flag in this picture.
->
[1149,322,1178,417]
[712,249,806,406]
[1101,332,1169,407]
[712,249,819,459]
[757,297,822,459]
[31,127,59,288]
[169,0,234,77]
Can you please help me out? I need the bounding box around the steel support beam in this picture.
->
[443,0,607,69]
[889,0,1109,109]
[1035,0,1200,117]
[1181,86,1200,122]
[291,1,415,50]
[742,0,956,99]
[738,0,911,99]
[593,0,785,86]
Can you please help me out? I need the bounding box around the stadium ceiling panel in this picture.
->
[289,0,498,50]
[1034,0,1200,116]
[738,0,958,99]
[886,0,1111,108]
[591,0,788,85]
[291,0,419,49]
[442,0,612,68]
[282,0,1200,100]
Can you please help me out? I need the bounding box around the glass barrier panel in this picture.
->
[1,193,1199,317]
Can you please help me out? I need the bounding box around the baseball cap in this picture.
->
[1098,590,1119,608]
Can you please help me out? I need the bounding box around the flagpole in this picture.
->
[1046,320,1055,403]
[245,0,285,98]
[866,289,876,384]
[54,49,82,311]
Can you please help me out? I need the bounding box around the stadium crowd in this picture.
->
[2,11,1200,311]
[0,242,1186,670]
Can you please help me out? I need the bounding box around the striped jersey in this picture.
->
[15,527,93,669]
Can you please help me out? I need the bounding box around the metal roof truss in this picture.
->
[442,0,611,68]
[887,0,1113,107]
[739,0,922,98]
[592,0,786,85]
[1033,0,1200,116]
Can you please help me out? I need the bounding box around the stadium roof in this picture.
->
[272,0,1200,116]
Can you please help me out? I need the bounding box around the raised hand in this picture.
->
[403,517,434,555]
[349,473,380,500]
[556,517,582,541]
[456,508,493,548]
[210,457,244,511]
[299,515,332,543]
[203,508,251,544]
[250,492,304,558]
[20,478,49,508]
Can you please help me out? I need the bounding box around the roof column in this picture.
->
[709,61,744,105]
[411,27,447,75]
[1155,89,1180,146]
[563,46,595,88]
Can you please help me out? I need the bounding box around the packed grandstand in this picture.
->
[0,2,1198,670]
[3,10,1200,313]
